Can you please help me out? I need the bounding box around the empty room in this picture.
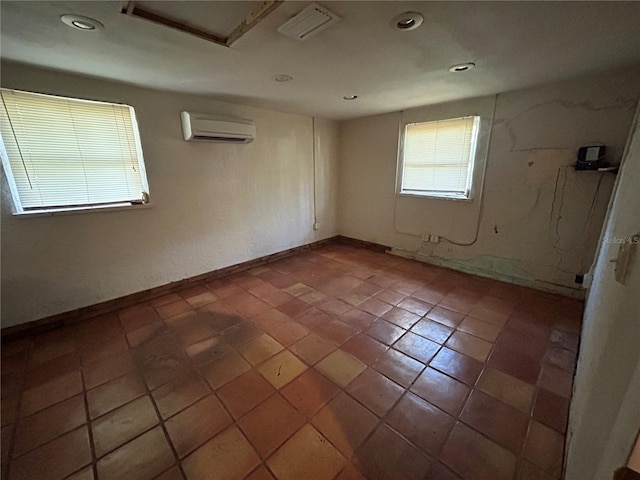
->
[1,1,639,480]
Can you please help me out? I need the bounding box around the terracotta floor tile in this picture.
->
[460,390,529,454]
[285,282,315,298]
[523,421,564,478]
[394,331,440,364]
[92,396,159,458]
[429,348,483,386]
[296,308,332,330]
[373,348,425,387]
[441,422,517,480]
[341,334,388,365]
[182,426,260,480]
[19,371,83,418]
[382,307,421,329]
[156,299,193,319]
[83,351,135,390]
[13,394,86,456]
[413,286,447,305]
[96,426,175,480]
[224,292,271,318]
[257,350,308,389]
[374,288,406,306]
[132,335,180,366]
[87,373,146,419]
[165,395,232,458]
[340,309,376,330]
[439,292,478,315]
[314,319,358,345]
[390,281,422,296]
[267,424,346,480]
[281,369,340,417]
[23,352,80,390]
[155,466,184,480]
[355,423,431,480]
[337,291,370,307]
[538,364,573,398]
[139,350,192,391]
[126,322,168,348]
[237,393,305,457]
[199,308,244,332]
[150,293,183,308]
[386,392,455,456]
[397,297,433,316]
[533,388,569,433]
[425,463,463,480]
[223,322,264,347]
[445,331,493,362]
[175,321,216,348]
[315,350,366,388]
[184,336,232,366]
[457,317,501,342]
[184,290,219,309]
[268,321,310,347]
[276,298,312,318]
[358,298,393,317]
[411,319,454,344]
[318,298,354,316]
[28,339,75,367]
[299,289,330,305]
[289,333,336,366]
[549,329,579,352]
[346,368,403,417]
[476,367,536,414]
[2,396,20,427]
[489,344,542,385]
[2,372,24,400]
[217,371,276,419]
[151,372,211,419]
[425,307,465,328]
[237,333,284,366]
[544,345,577,374]
[467,304,509,327]
[411,368,470,416]
[200,350,252,390]
[515,460,557,480]
[366,320,405,345]
[10,428,89,480]
[335,464,366,480]
[312,392,377,458]
[65,466,94,480]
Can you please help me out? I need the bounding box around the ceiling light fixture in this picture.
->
[449,63,476,73]
[390,12,424,31]
[61,14,104,31]
[274,74,293,82]
[343,95,358,100]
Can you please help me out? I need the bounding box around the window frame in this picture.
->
[397,115,481,201]
[0,88,150,216]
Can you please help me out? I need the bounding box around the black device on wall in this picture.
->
[576,145,607,170]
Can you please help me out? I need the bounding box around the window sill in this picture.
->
[398,192,473,202]
[12,202,153,218]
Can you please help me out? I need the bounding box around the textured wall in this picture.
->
[0,62,340,327]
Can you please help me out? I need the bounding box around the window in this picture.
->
[400,115,480,199]
[0,88,149,214]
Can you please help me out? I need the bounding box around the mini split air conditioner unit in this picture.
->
[181,111,255,143]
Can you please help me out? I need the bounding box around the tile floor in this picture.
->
[0,243,583,480]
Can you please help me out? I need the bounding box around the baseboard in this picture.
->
[334,235,390,253]
[1,236,338,341]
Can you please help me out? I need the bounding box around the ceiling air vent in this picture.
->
[277,3,340,41]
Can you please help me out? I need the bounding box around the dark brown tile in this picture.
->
[92,395,159,458]
[523,421,564,478]
[9,427,91,480]
[281,368,340,417]
[341,334,388,365]
[19,371,83,418]
[488,343,542,385]
[87,373,145,419]
[441,422,517,480]
[165,395,232,458]
[13,394,86,456]
[429,347,483,386]
[538,364,573,398]
[96,426,175,480]
[83,351,135,390]
[460,390,529,454]
[182,426,260,480]
[23,352,80,390]
[355,423,431,480]
[533,388,569,433]
[373,348,425,387]
[238,393,305,457]
[386,392,455,456]
[411,368,469,416]
[217,371,275,419]
[151,372,210,419]
[394,332,440,364]
[312,392,378,458]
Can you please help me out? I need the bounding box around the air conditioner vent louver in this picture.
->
[181,112,255,144]
[277,2,340,41]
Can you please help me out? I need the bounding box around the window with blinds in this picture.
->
[400,115,480,199]
[0,88,149,214]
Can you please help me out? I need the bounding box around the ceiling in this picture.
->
[1,1,640,120]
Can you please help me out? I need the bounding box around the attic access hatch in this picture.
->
[277,3,340,41]
[121,1,283,47]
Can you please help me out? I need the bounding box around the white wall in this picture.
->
[339,68,640,295]
[0,62,340,328]
[565,103,640,480]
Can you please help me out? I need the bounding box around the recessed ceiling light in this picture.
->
[61,14,104,31]
[274,74,293,82]
[390,12,424,31]
[343,95,358,100]
[449,63,476,73]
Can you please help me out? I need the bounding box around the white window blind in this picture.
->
[0,88,149,213]
[401,115,480,198]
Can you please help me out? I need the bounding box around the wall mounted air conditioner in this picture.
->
[181,111,255,143]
